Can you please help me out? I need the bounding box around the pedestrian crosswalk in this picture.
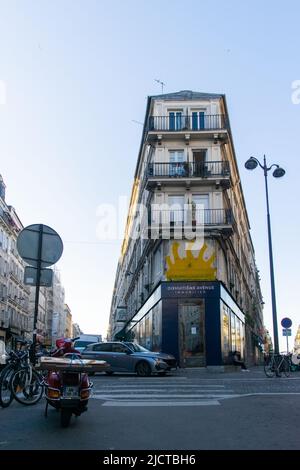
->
[92,377,239,407]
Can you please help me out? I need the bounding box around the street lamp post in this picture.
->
[245,155,285,355]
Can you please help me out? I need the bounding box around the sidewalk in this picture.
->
[170,365,300,379]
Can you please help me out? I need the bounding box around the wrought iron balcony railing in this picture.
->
[147,114,226,132]
[149,208,234,227]
[148,161,230,179]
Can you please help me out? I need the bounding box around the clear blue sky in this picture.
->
[0,0,299,350]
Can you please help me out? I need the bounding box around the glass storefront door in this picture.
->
[178,299,205,367]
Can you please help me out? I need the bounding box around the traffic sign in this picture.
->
[16,224,63,364]
[282,328,292,336]
[17,224,63,268]
[24,266,53,287]
[281,317,292,329]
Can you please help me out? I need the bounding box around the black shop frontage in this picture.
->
[122,281,245,368]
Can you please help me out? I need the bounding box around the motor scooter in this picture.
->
[44,337,93,427]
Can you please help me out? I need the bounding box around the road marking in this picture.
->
[102,400,221,407]
[93,393,237,399]
[95,384,226,388]
[93,387,229,393]
[92,377,236,407]
[230,392,300,397]
[117,377,188,381]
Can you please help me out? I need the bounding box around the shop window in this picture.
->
[139,316,146,347]
[152,302,162,352]
[230,311,236,352]
[240,322,245,359]
[221,301,230,361]
[152,247,162,280]
[145,312,152,350]
[178,299,205,367]
[236,319,241,354]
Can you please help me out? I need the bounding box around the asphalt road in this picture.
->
[1,368,300,450]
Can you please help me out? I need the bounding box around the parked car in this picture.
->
[73,334,102,353]
[81,341,177,376]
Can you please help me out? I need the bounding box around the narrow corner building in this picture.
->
[109,91,264,369]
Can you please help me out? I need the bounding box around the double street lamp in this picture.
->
[245,155,285,355]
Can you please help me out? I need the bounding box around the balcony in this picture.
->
[146,114,227,142]
[148,208,234,238]
[146,161,230,189]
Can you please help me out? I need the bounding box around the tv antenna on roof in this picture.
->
[155,79,165,93]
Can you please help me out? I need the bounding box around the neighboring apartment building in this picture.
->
[28,286,47,342]
[109,91,264,368]
[294,325,300,354]
[72,322,83,338]
[45,267,65,346]
[64,303,72,337]
[0,175,31,347]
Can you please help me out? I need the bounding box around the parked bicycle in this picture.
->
[0,340,44,407]
[264,352,290,378]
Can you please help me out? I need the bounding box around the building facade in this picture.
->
[294,325,300,354]
[0,175,31,347]
[45,267,65,346]
[28,286,47,343]
[64,303,72,337]
[109,91,264,368]
[72,322,83,338]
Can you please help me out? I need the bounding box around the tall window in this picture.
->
[152,246,162,280]
[192,194,209,224]
[152,302,162,352]
[236,319,241,353]
[192,149,207,177]
[221,301,230,361]
[168,195,185,224]
[192,111,205,130]
[169,111,183,130]
[231,311,236,352]
[145,312,152,350]
[139,316,146,347]
[169,150,186,176]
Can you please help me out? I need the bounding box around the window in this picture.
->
[192,150,207,177]
[145,312,152,350]
[178,299,205,367]
[112,343,129,353]
[192,111,205,130]
[169,150,187,176]
[236,319,241,353]
[94,343,113,352]
[152,301,162,352]
[192,194,209,224]
[231,312,236,351]
[139,316,146,347]
[169,111,183,130]
[168,195,185,224]
[153,247,162,280]
[221,301,230,361]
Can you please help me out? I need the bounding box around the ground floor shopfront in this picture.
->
[122,281,246,368]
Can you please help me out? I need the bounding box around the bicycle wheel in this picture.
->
[11,369,44,405]
[0,365,15,408]
[282,359,290,377]
[264,358,275,378]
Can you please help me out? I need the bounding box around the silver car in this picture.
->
[81,341,177,377]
